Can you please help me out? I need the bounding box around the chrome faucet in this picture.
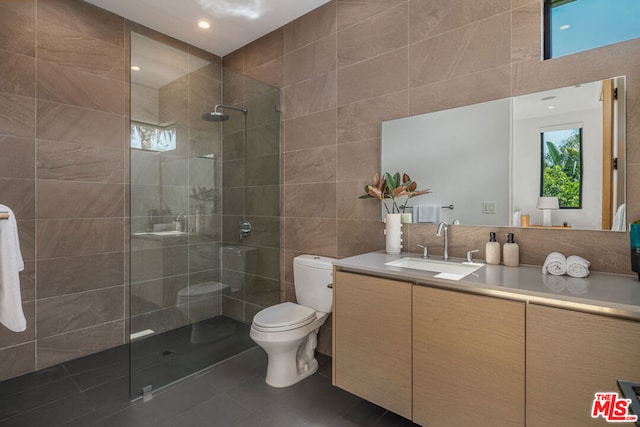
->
[436,221,449,260]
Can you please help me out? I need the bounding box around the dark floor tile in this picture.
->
[159,393,252,427]
[0,378,79,421]
[0,365,68,398]
[63,345,128,376]
[83,375,130,417]
[70,360,128,392]
[0,392,95,427]
[375,411,420,426]
[316,353,332,379]
[342,399,387,425]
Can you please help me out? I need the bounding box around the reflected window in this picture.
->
[544,0,640,59]
[131,122,176,152]
[540,127,583,208]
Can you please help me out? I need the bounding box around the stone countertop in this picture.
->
[333,251,640,321]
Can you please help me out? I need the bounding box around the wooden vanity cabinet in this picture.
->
[412,286,525,427]
[526,304,640,427]
[332,271,412,419]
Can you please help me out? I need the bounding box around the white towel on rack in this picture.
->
[542,252,567,276]
[566,255,590,278]
[412,204,441,223]
[0,204,26,332]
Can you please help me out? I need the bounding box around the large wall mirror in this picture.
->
[381,76,626,232]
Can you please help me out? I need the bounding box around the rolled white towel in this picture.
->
[542,252,567,276]
[567,255,590,278]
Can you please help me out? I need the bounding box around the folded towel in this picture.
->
[413,204,441,223]
[567,255,590,278]
[0,205,26,332]
[542,252,567,276]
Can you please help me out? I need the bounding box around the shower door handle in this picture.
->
[239,220,251,239]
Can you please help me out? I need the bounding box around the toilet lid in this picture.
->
[253,302,316,331]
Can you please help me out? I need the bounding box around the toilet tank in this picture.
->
[293,255,336,313]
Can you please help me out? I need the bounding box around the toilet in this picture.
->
[250,254,335,388]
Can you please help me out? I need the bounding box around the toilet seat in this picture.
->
[252,302,316,332]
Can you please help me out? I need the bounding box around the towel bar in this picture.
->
[0,212,9,220]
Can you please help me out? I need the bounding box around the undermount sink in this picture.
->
[384,257,484,277]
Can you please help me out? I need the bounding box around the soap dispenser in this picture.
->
[503,232,519,267]
[486,232,501,265]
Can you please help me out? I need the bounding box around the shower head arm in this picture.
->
[214,104,248,114]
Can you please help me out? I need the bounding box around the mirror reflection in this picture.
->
[381,76,626,231]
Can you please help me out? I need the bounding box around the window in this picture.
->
[540,127,582,208]
[544,0,640,59]
[130,122,177,152]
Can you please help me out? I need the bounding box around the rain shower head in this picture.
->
[202,104,247,122]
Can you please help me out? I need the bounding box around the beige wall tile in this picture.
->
[409,25,474,88]
[336,0,406,31]
[284,35,336,86]
[36,19,125,81]
[284,182,337,218]
[36,218,124,259]
[338,47,408,106]
[409,0,510,44]
[284,217,337,257]
[337,139,380,182]
[37,0,124,48]
[337,3,408,68]
[284,109,337,152]
[452,12,511,77]
[511,2,541,63]
[284,0,336,53]
[337,219,385,258]
[0,136,34,179]
[0,343,35,382]
[409,65,511,115]
[0,50,35,97]
[37,253,125,298]
[283,71,337,119]
[0,93,35,138]
[37,60,125,115]
[37,320,125,371]
[36,286,124,339]
[284,145,337,184]
[337,179,384,221]
[36,181,124,219]
[0,1,35,57]
[337,90,408,144]
[0,178,35,220]
[36,140,125,183]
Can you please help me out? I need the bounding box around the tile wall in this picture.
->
[0,0,128,380]
[223,0,640,355]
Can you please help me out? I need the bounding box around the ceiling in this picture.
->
[85,0,331,57]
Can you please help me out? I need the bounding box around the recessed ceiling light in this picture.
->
[197,20,210,29]
[559,24,571,30]
[131,65,141,71]
[548,105,555,109]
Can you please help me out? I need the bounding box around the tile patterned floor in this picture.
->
[0,330,418,426]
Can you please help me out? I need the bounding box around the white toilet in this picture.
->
[250,254,335,388]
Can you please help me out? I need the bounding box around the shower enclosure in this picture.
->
[129,30,280,399]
